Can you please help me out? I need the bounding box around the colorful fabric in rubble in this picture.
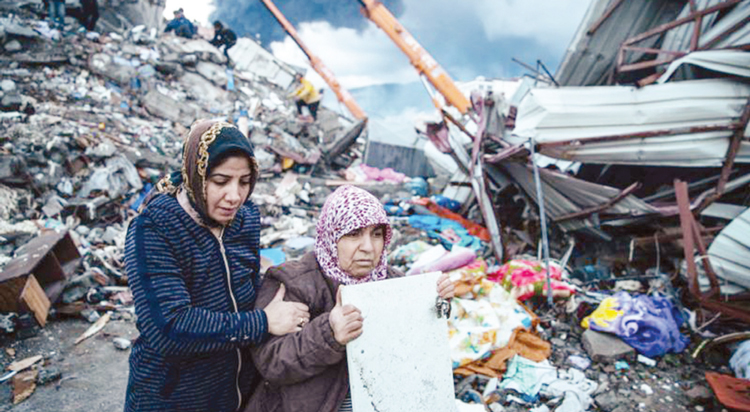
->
[581,291,689,357]
[447,259,488,297]
[488,259,576,301]
[449,278,534,368]
[407,215,483,251]
[406,245,476,276]
[410,198,491,242]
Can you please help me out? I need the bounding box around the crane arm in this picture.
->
[260,0,368,121]
[357,0,471,115]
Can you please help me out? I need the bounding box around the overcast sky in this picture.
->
[166,0,589,89]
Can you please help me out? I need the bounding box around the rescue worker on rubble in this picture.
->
[244,185,455,412]
[290,73,322,121]
[67,0,99,32]
[44,0,65,30]
[78,0,99,31]
[123,120,309,412]
[210,20,238,63]
[163,8,196,39]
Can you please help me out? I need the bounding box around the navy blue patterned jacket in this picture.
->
[124,194,267,412]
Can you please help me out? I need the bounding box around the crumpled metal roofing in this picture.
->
[556,0,750,87]
[659,0,750,53]
[658,50,750,82]
[512,78,750,166]
[708,207,750,292]
[555,0,685,86]
[500,162,658,233]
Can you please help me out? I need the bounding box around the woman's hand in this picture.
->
[264,284,311,336]
[436,273,455,300]
[329,287,363,345]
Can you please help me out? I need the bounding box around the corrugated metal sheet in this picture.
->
[501,162,658,232]
[364,141,435,178]
[512,78,750,166]
[555,0,686,86]
[661,0,722,54]
[658,50,750,82]
[708,207,750,291]
[701,0,750,48]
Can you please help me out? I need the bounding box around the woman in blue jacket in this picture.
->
[124,120,309,411]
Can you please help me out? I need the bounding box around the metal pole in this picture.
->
[529,138,554,306]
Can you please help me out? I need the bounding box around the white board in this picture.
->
[342,272,458,412]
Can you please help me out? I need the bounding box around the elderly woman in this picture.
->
[124,120,309,412]
[245,185,454,412]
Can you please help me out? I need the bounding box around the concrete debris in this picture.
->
[112,337,131,350]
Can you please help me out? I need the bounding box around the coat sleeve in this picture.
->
[250,274,345,385]
[126,213,268,356]
[164,19,176,32]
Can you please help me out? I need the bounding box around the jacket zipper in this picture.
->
[216,227,243,411]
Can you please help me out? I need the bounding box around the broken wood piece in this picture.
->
[74,311,111,345]
[7,355,42,372]
[19,275,50,327]
[12,369,38,405]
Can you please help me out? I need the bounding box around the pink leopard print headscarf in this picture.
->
[315,185,392,285]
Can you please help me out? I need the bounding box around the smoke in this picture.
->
[210,0,405,46]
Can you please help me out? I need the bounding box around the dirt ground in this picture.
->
[0,317,138,412]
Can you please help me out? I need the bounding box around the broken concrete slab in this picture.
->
[178,71,229,105]
[4,40,21,52]
[88,53,137,87]
[194,61,228,86]
[140,89,207,124]
[582,329,636,363]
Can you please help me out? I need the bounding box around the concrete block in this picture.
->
[582,329,636,363]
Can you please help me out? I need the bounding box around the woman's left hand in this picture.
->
[436,273,455,300]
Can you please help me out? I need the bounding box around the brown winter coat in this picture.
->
[244,252,401,412]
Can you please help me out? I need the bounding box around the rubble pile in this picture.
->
[0,0,748,411]
[0,5,374,406]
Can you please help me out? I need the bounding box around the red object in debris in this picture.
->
[410,198,491,242]
[705,372,750,411]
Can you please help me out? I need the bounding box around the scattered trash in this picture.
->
[7,355,42,372]
[74,311,111,345]
[113,337,132,350]
[567,355,591,370]
[637,354,657,367]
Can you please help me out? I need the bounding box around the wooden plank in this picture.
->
[75,312,111,345]
[0,276,27,313]
[7,355,42,372]
[19,275,50,327]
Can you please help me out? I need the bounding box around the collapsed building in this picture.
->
[0,0,748,410]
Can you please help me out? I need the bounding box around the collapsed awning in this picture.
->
[658,50,750,82]
[500,163,659,233]
[512,78,750,166]
[708,207,750,292]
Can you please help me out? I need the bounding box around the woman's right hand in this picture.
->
[264,284,310,336]
[329,286,363,345]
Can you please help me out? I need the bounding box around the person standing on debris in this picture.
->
[163,8,196,39]
[79,0,99,31]
[123,120,310,412]
[244,185,455,412]
[290,73,322,121]
[47,0,66,29]
[210,20,238,62]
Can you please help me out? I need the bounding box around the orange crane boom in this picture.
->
[260,0,368,121]
[357,0,471,115]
